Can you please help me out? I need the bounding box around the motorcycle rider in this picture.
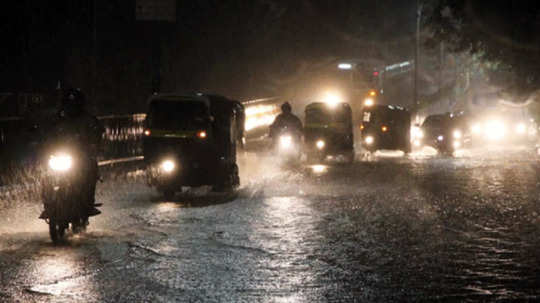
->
[269,101,303,139]
[40,88,103,219]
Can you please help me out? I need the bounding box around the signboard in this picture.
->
[136,0,176,22]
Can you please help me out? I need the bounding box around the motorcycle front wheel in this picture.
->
[49,218,66,244]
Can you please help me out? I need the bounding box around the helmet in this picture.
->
[281,102,292,113]
[61,88,85,116]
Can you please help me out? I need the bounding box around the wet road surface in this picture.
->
[1,148,540,302]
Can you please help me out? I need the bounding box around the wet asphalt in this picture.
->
[1,147,540,302]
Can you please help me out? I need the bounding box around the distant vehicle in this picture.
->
[304,102,354,163]
[143,93,242,198]
[415,112,469,155]
[467,109,537,146]
[360,104,411,153]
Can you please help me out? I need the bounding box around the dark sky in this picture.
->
[0,0,415,112]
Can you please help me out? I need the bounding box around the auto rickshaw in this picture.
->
[360,104,411,153]
[143,93,242,198]
[304,102,354,163]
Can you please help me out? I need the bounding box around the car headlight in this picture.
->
[453,130,462,139]
[316,139,325,150]
[160,159,176,173]
[48,154,73,172]
[365,136,374,145]
[279,135,293,149]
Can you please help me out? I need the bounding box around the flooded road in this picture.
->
[1,149,540,302]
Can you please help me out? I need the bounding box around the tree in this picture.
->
[424,0,540,102]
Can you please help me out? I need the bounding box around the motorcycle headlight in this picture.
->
[365,136,374,145]
[453,130,462,139]
[160,159,176,173]
[48,154,73,172]
[316,139,325,150]
[437,135,444,141]
[279,135,293,149]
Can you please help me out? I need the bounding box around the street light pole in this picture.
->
[414,0,422,123]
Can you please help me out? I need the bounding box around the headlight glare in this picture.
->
[160,160,176,173]
[365,136,374,145]
[48,154,73,172]
[279,135,293,149]
[516,123,526,134]
[316,140,325,150]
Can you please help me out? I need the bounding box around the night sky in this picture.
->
[1,0,415,113]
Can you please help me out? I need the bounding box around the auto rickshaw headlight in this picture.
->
[365,136,374,145]
[48,153,73,172]
[316,140,325,150]
[364,98,374,107]
[197,130,207,139]
[453,130,462,139]
[160,160,176,173]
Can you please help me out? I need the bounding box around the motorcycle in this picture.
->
[40,136,101,243]
[272,127,303,162]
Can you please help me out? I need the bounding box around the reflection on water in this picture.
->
[373,150,406,158]
[310,164,328,175]
[27,246,98,299]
